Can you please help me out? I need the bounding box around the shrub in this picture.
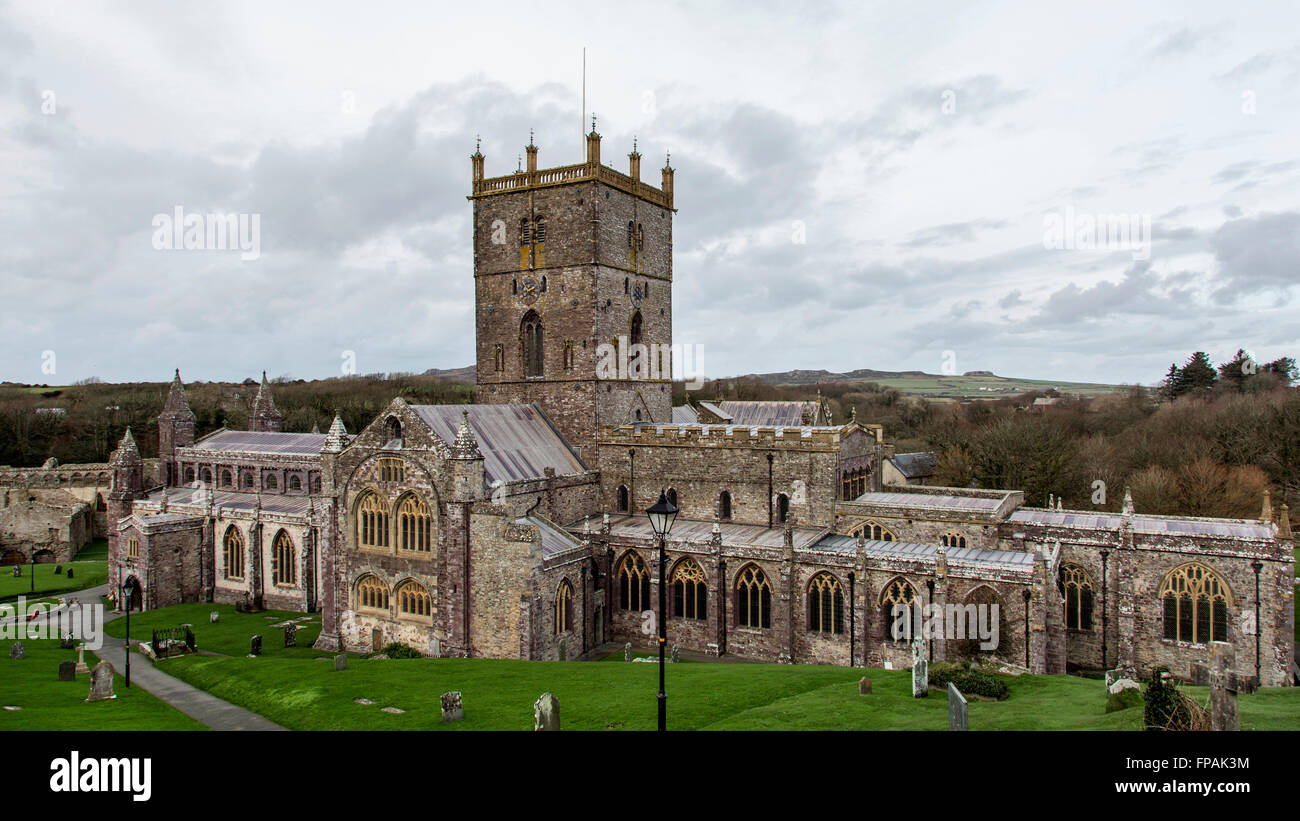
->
[1105,686,1144,713]
[1142,666,1208,730]
[928,659,1009,700]
[377,642,422,659]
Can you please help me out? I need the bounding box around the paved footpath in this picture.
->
[22,584,285,731]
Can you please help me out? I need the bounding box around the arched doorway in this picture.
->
[32,549,55,564]
[1,549,25,566]
[123,575,143,611]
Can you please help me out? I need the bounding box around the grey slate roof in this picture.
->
[516,515,585,557]
[671,405,699,423]
[567,514,824,549]
[717,400,815,427]
[1006,509,1275,541]
[889,451,937,479]
[851,491,1004,512]
[813,534,1036,570]
[191,430,329,455]
[410,404,586,484]
[140,486,315,517]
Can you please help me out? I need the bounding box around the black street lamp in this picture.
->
[121,576,138,688]
[646,491,677,732]
[29,555,35,593]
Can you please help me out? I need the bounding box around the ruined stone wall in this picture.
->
[0,490,91,562]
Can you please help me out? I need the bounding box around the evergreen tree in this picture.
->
[1160,363,1181,401]
[1178,351,1217,395]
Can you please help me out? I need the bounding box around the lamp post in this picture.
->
[30,555,36,593]
[121,576,138,688]
[646,491,677,732]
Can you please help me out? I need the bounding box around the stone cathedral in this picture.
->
[101,124,1295,687]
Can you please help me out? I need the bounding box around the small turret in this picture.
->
[585,114,601,166]
[661,151,674,208]
[249,371,282,432]
[525,129,538,174]
[628,136,641,181]
[449,410,485,502]
[451,410,483,460]
[1261,489,1274,524]
[322,411,348,453]
[158,369,196,486]
[1121,486,1135,517]
[470,134,485,182]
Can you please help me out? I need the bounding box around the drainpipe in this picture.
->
[718,560,727,656]
[1022,589,1032,669]
[767,453,774,528]
[848,571,856,667]
[628,449,635,512]
[1251,560,1262,683]
[1099,549,1109,670]
[926,579,935,661]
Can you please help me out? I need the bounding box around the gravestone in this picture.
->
[65,568,73,580]
[534,692,560,731]
[86,661,115,701]
[371,628,382,652]
[209,611,219,623]
[54,565,62,575]
[948,682,968,731]
[671,644,680,664]
[440,691,464,723]
[858,677,872,695]
[9,642,25,660]
[11,565,19,577]
[58,660,75,681]
[1190,641,1256,732]
[74,644,89,675]
[333,654,347,671]
[60,633,74,650]
[249,635,262,656]
[910,633,928,698]
[283,625,297,648]
[558,636,567,662]
[428,637,441,658]
[624,642,632,661]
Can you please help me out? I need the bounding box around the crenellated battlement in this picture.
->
[599,423,846,450]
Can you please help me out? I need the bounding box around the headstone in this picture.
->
[371,628,382,652]
[910,633,928,698]
[9,642,25,660]
[209,611,219,623]
[533,692,560,731]
[671,644,680,663]
[11,565,20,577]
[54,565,62,575]
[428,637,442,658]
[283,625,297,648]
[86,661,115,701]
[440,691,464,723]
[74,644,89,675]
[858,677,871,695]
[624,642,632,661]
[948,682,968,730]
[1108,677,1140,695]
[353,697,374,705]
[60,633,74,650]
[333,654,347,671]
[249,635,262,656]
[1208,641,1248,732]
[558,636,567,662]
[65,568,73,579]
[58,660,75,681]
[381,706,405,714]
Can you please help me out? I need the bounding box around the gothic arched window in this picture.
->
[357,492,389,550]
[852,520,895,541]
[719,490,732,521]
[356,575,390,612]
[776,493,790,523]
[630,311,643,348]
[397,494,432,554]
[736,564,772,629]
[617,552,651,612]
[396,579,432,621]
[1058,564,1095,631]
[616,484,629,513]
[1160,563,1231,644]
[880,578,917,642]
[555,579,573,634]
[534,216,546,244]
[223,525,244,580]
[940,531,967,548]
[808,572,844,634]
[272,530,295,586]
[671,558,707,621]
[521,310,544,378]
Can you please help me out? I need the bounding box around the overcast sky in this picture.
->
[2,1,1298,387]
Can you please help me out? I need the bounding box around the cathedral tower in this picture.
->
[469,124,675,466]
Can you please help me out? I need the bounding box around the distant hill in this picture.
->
[422,366,476,384]
[733,368,1126,401]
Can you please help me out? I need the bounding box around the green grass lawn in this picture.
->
[157,652,1300,731]
[0,560,108,603]
[0,638,206,731]
[76,539,108,561]
[103,602,324,658]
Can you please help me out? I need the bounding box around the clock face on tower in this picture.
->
[517,277,543,307]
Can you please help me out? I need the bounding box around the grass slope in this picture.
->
[0,561,108,603]
[103,603,323,658]
[0,639,206,731]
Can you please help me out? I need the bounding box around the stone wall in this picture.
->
[0,488,92,563]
